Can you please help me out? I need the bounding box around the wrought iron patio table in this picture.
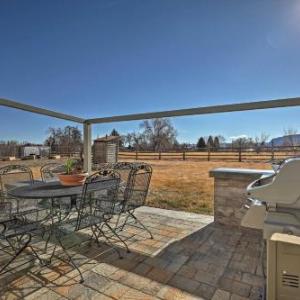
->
[8,181,83,199]
[8,181,82,212]
[6,182,84,276]
[6,179,119,282]
[8,181,86,236]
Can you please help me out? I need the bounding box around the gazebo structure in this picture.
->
[1,96,300,173]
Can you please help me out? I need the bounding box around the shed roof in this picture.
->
[94,135,119,142]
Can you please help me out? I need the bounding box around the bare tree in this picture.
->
[123,132,147,150]
[132,132,147,150]
[140,118,178,151]
[124,118,177,151]
[254,132,270,153]
[124,133,134,149]
[232,137,254,150]
[0,140,19,157]
[45,126,83,154]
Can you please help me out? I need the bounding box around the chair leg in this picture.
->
[55,231,84,283]
[0,233,31,274]
[92,224,123,259]
[114,213,121,230]
[127,210,153,239]
[91,225,100,244]
[118,213,131,232]
[29,245,51,266]
[104,222,130,253]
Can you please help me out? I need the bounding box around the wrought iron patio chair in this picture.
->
[96,162,153,241]
[0,164,34,215]
[0,209,50,274]
[40,162,75,211]
[0,165,51,274]
[52,170,123,283]
[0,164,34,191]
[40,163,66,182]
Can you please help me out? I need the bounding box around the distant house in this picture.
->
[19,145,50,158]
[93,135,119,163]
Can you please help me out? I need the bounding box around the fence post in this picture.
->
[271,141,274,160]
[183,151,186,160]
[207,147,211,161]
[135,149,138,160]
[238,147,242,162]
[159,151,161,160]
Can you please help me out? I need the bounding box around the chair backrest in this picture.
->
[40,163,66,182]
[97,162,152,209]
[95,162,132,183]
[124,164,152,209]
[76,170,120,230]
[0,165,34,193]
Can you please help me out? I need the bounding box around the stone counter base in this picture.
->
[210,168,274,228]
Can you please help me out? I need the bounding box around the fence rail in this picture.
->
[118,145,300,162]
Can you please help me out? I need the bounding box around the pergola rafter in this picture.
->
[1,96,300,174]
[85,97,300,124]
[0,98,84,123]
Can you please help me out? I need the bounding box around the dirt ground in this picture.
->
[0,158,271,215]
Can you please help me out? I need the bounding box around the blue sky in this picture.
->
[1,0,300,144]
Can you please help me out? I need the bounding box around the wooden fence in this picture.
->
[118,145,300,162]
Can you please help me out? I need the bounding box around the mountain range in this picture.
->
[270,134,300,147]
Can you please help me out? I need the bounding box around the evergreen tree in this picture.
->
[110,129,124,147]
[213,136,220,150]
[207,135,214,149]
[197,137,206,149]
[110,129,120,136]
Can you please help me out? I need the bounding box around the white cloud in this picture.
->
[228,134,248,141]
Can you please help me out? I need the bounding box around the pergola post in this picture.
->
[83,122,92,174]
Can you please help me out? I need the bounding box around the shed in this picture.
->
[18,145,50,158]
[93,135,119,163]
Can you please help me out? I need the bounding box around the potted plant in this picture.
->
[58,158,88,186]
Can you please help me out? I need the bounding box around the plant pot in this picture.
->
[58,173,88,186]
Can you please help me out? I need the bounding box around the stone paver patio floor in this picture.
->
[0,207,265,300]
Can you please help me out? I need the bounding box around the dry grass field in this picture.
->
[137,160,271,214]
[0,158,271,215]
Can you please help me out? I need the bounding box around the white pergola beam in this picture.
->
[85,97,300,124]
[0,98,84,123]
[83,122,92,174]
[2,96,300,174]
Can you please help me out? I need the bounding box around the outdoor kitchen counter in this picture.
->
[210,168,274,228]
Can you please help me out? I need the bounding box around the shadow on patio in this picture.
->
[0,207,265,300]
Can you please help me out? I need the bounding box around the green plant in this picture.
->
[65,158,76,175]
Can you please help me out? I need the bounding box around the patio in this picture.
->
[0,99,284,300]
[0,206,264,300]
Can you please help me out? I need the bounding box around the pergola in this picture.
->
[1,96,300,173]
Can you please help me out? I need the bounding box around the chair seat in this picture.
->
[0,218,43,239]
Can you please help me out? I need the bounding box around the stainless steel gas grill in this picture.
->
[242,158,300,300]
